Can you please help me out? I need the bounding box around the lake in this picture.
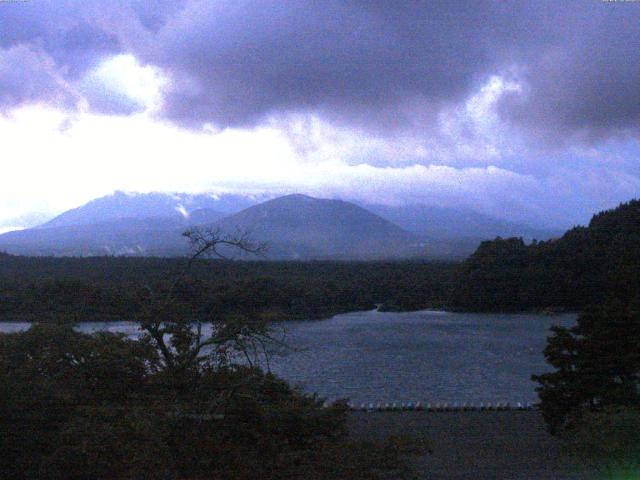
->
[0,310,575,405]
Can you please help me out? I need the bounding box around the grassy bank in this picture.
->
[347,410,596,480]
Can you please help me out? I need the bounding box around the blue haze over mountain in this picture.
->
[0,191,562,259]
[364,204,561,242]
[42,191,261,228]
[214,194,426,259]
[0,191,263,256]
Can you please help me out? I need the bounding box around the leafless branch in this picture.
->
[134,226,279,379]
[182,226,267,263]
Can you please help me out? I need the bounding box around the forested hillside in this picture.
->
[450,200,640,311]
[0,255,455,321]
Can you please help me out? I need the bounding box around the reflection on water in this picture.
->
[0,310,575,404]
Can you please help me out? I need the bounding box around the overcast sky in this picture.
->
[1,0,639,229]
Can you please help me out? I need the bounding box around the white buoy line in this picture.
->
[330,401,536,412]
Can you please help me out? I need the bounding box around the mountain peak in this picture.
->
[268,193,319,204]
[41,191,260,229]
[215,194,423,259]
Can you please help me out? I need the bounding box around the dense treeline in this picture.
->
[0,254,456,321]
[450,199,640,311]
[3,199,639,319]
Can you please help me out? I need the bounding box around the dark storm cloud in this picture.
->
[148,0,502,128]
[0,2,120,76]
[145,0,640,140]
[498,3,640,143]
[1,0,640,141]
[0,1,121,111]
[0,0,182,112]
[0,44,76,109]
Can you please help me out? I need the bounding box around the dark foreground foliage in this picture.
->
[561,406,640,478]
[0,256,455,322]
[533,300,640,434]
[0,324,423,480]
[451,199,640,311]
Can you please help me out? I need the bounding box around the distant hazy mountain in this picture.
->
[0,192,541,259]
[0,217,191,256]
[213,194,429,259]
[0,191,267,256]
[0,193,433,259]
[42,191,262,229]
[364,203,561,242]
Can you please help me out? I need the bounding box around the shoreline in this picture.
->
[0,306,578,324]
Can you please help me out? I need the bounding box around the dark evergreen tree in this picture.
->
[533,300,640,433]
[451,199,640,312]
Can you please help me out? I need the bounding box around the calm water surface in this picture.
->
[0,310,575,404]
[268,310,576,404]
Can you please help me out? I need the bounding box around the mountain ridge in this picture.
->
[0,191,561,260]
[363,203,561,241]
[212,194,427,260]
[41,191,262,229]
